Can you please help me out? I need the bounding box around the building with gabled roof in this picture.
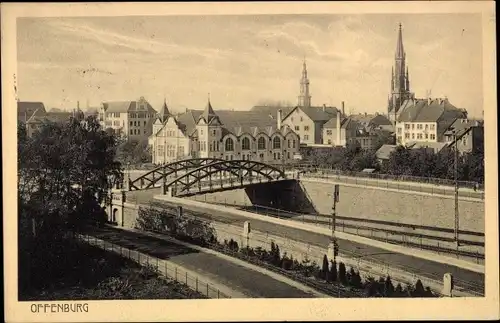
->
[99,96,157,141]
[443,118,484,154]
[18,101,47,123]
[395,97,467,146]
[149,97,300,164]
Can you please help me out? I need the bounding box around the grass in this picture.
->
[19,237,207,301]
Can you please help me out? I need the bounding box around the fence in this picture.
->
[297,171,484,200]
[136,202,484,297]
[77,233,231,299]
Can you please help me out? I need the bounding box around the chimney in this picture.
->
[428,97,432,105]
[336,110,341,146]
[322,104,326,112]
[364,112,367,117]
[277,109,282,129]
[341,101,345,117]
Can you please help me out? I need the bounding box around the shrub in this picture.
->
[329,260,337,282]
[384,275,395,297]
[338,262,347,284]
[321,255,329,280]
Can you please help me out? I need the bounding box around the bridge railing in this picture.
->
[77,233,231,299]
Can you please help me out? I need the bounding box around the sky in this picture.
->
[17,13,483,117]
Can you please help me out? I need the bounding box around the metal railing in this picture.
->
[230,204,485,264]
[77,233,231,299]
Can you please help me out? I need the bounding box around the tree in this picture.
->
[321,255,329,280]
[395,283,404,297]
[384,275,395,297]
[413,279,426,297]
[329,260,338,282]
[18,116,123,233]
[18,116,123,294]
[338,262,347,284]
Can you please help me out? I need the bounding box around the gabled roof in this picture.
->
[323,116,360,130]
[26,111,73,124]
[18,101,46,121]
[375,144,397,160]
[282,106,339,123]
[250,105,295,120]
[406,141,449,153]
[102,100,157,114]
[397,98,466,123]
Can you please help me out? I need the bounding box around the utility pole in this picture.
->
[453,128,460,249]
[332,184,340,261]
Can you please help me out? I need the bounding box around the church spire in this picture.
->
[298,59,311,108]
[388,23,411,123]
[395,23,405,59]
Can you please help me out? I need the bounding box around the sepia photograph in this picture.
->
[2,1,498,322]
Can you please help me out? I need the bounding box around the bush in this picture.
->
[338,262,347,284]
[329,260,337,282]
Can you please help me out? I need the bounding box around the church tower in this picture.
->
[298,60,311,108]
[388,23,412,123]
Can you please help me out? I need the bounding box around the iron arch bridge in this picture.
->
[128,158,288,197]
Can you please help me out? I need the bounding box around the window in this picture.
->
[212,129,217,135]
[158,145,164,156]
[405,124,410,129]
[425,124,429,130]
[209,143,213,151]
[287,152,290,159]
[462,137,468,145]
[405,133,410,139]
[225,155,229,160]
[130,129,133,135]
[242,137,250,150]
[292,140,296,148]
[412,133,415,139]
[300,117,303,122]
[225,138,234,151]
[304,126,309,131]
[277,152,281,160]
[201,129,204,135]
[327,139,332,145]
[272,137,281,149]
[430,124,435,130]
[417,133,423,139]
[230,155,233,160]
[258,137,266,150]
[430,134,436,140]
[130,121,133,126]
[259,153,264,159]
[425,134,429,139]
[326,130,332,135]
[412,124,415,130]
[287,140,291,148]
[295,126,300,131]
[144,121,147,126]
[304,135,309,140]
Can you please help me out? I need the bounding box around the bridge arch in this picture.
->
[163,160,287,196]
[129,158,226,191]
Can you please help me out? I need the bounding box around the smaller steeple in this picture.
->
[159,97,171,123]
[406,66,410,91]
[199,93,219,124]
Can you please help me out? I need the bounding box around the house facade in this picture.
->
[395,97,467,146]
[443,118,484,154]
[149,98,301,165]
[99,96,157,141]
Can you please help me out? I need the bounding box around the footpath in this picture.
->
[86,226,326,299]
